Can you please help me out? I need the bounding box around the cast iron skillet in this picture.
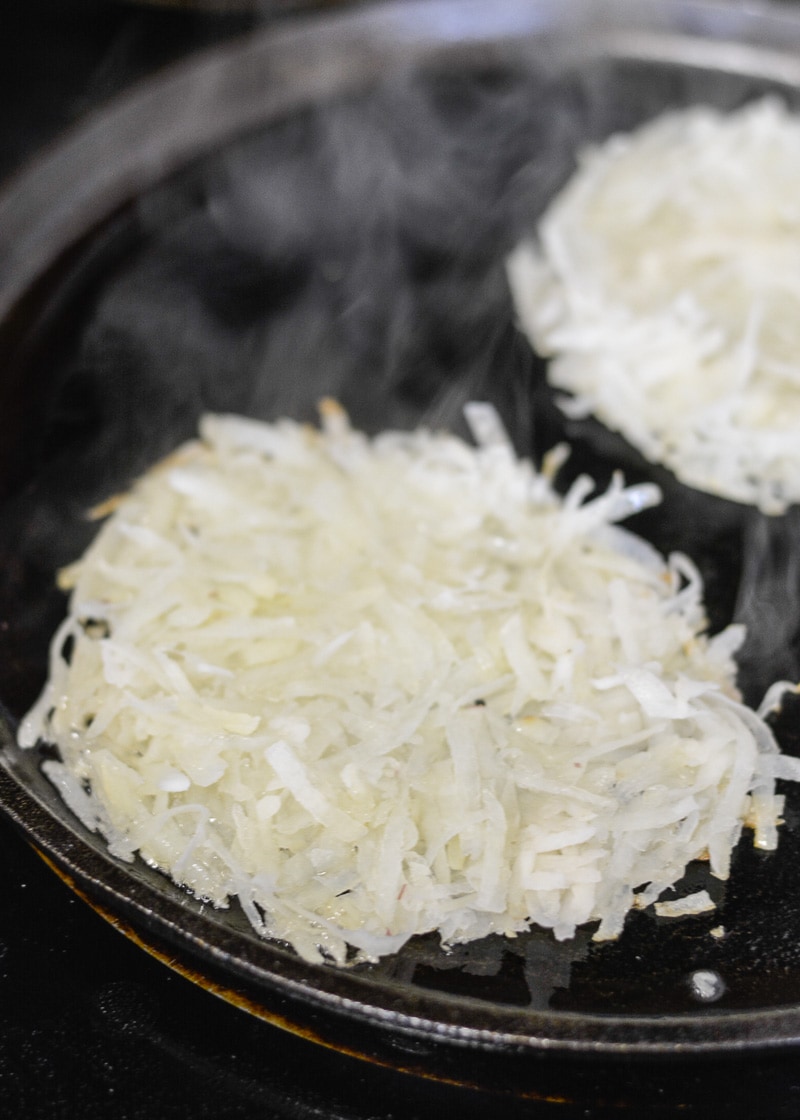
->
[4,0,800,1101]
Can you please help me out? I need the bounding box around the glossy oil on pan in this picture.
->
[3,0,800,1100]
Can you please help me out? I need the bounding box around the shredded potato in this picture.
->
[18,404,793,963]
[507,97,800,514]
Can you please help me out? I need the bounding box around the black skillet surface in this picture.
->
[5,1,800,1111]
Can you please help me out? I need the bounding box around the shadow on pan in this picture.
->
[3,0,800,1105]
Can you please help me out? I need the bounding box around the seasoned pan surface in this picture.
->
[3,0,800,1090]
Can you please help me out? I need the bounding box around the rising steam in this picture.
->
[2,12,800,716]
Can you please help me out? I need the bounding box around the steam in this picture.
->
[5,17,800,718]
[734,510,800,707]
[29,61,585,514]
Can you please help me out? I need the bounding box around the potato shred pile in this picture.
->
[19,404,794,963]
[507,98,800,514]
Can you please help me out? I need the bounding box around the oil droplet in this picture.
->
[689,969,726,1002]
[94,980,159,1035]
